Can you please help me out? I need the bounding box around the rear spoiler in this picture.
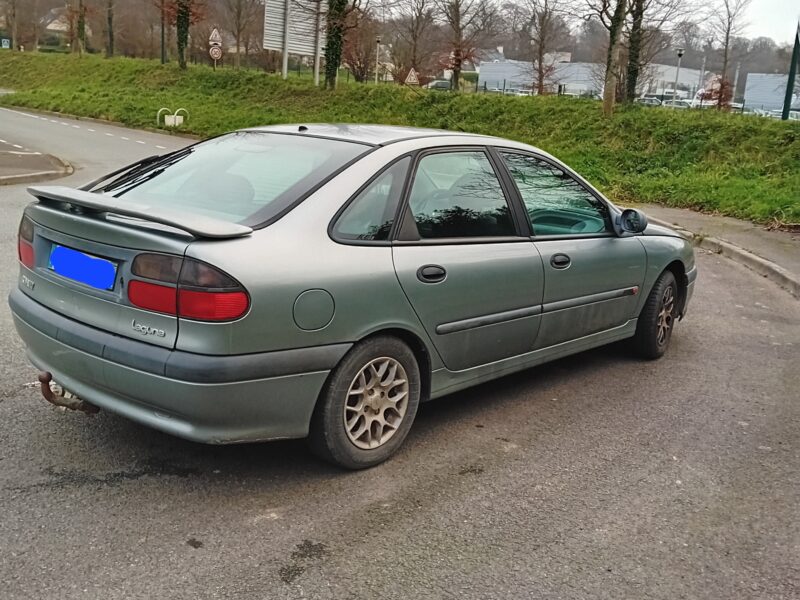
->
[27,185,253,240]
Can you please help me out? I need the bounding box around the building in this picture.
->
[744,73,800,111]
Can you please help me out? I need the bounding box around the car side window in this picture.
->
[332,157,410,242]
[500,152,610,236]
[406,151,515,239]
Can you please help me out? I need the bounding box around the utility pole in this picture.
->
[375,36,381,85]
[699,55,706,90]
[782,22,799,120]
[313,0,322,86]
[732,62,741,101]
[672,48,684,108]
[281,0,290,79]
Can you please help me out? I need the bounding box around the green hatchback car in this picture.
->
[10,125,696,468]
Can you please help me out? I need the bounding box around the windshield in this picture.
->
[105,132,370,226]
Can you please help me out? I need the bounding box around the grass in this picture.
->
[1,52,798,225]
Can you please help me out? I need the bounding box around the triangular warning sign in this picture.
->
[405,68,420,86]
[209,28,223,46]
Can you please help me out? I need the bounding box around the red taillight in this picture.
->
[177,289,249,321]
[128,280,177,314]
[18,217,34,269]
[128,254,249,321]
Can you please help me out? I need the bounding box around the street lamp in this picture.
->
[375,36,381,85]
[672,47,684,108]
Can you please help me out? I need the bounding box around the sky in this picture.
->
[745,0,800,45]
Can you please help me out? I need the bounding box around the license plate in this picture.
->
[49,244,118,290]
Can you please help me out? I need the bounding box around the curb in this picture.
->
[0,154,74,186]
[0,105,202,141]
[648,216,800,299]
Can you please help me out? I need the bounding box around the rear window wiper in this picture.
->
[104,147,195,195]
[81,147,194,193]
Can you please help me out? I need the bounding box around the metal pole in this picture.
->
[375,39,380,84]
[281,0,290,79]
[699,55,706,90]
[313,0,322,86]
[672,61,680,107]
[732,62,741,101]
[782,23,799,120]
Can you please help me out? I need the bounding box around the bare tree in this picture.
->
[342,9,380,81]
[106,0,114,57]
[2,0,18,50]
[709,0,751,106]
[221,0,264,68]
[387,0,438,78]
[602,0,626,115]
[526,0,572,94]
[434,0,499,90]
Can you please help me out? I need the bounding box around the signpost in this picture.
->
[405,68,420,86]
[263,0,327,83]
[209,28,223,70]
[1,39,10,50]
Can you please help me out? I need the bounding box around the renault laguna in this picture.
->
[9,125,696,469]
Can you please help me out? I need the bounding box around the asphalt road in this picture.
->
[1,108,798,600]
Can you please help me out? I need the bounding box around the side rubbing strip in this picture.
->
[541,286,639,314]
[436,305,542,335]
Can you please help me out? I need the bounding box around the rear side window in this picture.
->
[406,151,515,239]
[104,132,369,225]
[332,157,410,242]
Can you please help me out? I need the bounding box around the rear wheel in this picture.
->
[309,336,421,469]
[632,270,678,359]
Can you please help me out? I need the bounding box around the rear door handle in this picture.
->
[417,264,447,283]
[550,253,571,269]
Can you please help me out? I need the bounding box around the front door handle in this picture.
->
[550,253,571,269]
[417,264,447,283]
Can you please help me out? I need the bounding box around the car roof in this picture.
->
[242,123,492,146]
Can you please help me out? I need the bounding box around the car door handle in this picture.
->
[417,264,447,283]
[550,253,571,269]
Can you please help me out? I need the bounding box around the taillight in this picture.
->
[18,217,34,269]
[128,254,249,321]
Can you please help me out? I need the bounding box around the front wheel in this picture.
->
[632,270,678,360]
[308,336,421,469]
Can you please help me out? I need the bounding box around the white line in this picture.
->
[60,122,69,126]
[155,145,166,149]
[12,144,23,149]
[50,119,57,123]
[121,137,130,141]
[87,128,95,132]
[5,151,42,155]
[0,139,6,144]
[135,140,146,144]
[72,125,80,129]
[105,133,114,137]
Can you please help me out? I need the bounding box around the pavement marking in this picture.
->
[6,151,42,155]
[87,128,96,132]
[105,133,114,137]
[60,122,69,126]
[156,145,167,149]
[0,139,6,143]
[50,119,58,123]
[12,144,23,149]
[121,137,130,141]
[72,125,80,129]
[136,140,146,144]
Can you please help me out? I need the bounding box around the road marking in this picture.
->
[121,136,130,140]
[156,145,166,149]
[50,119,58,123]
[12,144,23,149]
[87,128,96,132]
[60,122,69,126]
[105,133,114,137]
[72,125,80,129]
[0,139,6,143]
[136,140,146,144]
[6,151,42,155]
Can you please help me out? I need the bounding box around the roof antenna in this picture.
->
[298,125,309,132]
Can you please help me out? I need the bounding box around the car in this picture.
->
[425,80,451,91]
[635,97,662,107]
[10,124,697,469]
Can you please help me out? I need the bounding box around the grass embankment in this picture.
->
[1,53,798,225]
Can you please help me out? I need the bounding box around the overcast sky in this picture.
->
[745,0,800,44]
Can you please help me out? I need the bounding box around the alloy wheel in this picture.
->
[656,285,675,346]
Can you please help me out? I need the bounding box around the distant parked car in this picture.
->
[425,80,451,91]
[11,124,696,469]
[663,99,692,109]
[515,89,533,97]
[635,97,662,107]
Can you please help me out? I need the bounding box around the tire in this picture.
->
[632,270,679,360]
[308,336,421,469]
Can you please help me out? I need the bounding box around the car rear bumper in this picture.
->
[9,289,349,443]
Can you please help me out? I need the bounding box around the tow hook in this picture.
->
[38,371,100,414]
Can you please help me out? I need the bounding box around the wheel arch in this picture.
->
[663,259,688,318]
[359,327,433,404]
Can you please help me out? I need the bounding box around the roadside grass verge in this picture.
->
[1,53,798,225]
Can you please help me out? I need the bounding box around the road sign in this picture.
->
[209,46,223,61]
[263,0,327,58]
[1,39,10,50]
[209,28,223,47]
[405,68,420,86]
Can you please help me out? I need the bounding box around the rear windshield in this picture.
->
[105,132,370,226]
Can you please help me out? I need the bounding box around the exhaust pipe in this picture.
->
[38,371,100,414]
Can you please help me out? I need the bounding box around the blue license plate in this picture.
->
[49,245,118,290]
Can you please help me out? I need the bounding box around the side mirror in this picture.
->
[616,208,648,235]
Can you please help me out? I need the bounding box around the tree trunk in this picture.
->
[176,0,190,69]
[718,29,731,109]
[451,47,462,90]
[10,0,18,51]
[602,0,627,117]
[160,0,167,63]
[625,0,644,102]
[324,0,347,89]
[77,0,86,55]
[536,35,545,95]
[106,0,115,58]
[235,31,242,68]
